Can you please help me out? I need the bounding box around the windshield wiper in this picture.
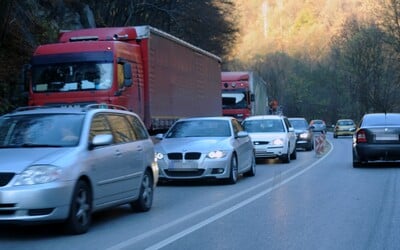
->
[19,143,63,148]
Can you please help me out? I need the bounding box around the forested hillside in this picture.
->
[1,0,400,125]
[230,0,368,61]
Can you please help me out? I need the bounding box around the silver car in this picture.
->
[0,104,158,234]
[242,115,297,163]
[154,117,256,184]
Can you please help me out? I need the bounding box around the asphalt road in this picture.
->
[2,133,400,250]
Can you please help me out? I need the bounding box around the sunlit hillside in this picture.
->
[230,0,373,61]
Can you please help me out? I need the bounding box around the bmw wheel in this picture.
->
[244,153,256,177]
[226,154,238,184]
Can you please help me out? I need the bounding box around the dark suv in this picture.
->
[0,104,158,234]
[288,117,314,151]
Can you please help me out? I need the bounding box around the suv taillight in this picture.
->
[356,130,367,143]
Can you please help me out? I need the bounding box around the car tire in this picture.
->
[131,169,154,212]
[334,134,338,138]
[226,154,238,184]
[281,151,290,163]
[280,145,291,163]
[290,147,297,160]
[244,153,256,177]
[64,180,92,235]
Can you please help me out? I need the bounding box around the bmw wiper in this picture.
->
[20,143,63,148]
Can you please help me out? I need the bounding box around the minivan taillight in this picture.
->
[356,130,367,143]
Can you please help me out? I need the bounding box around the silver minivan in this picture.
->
[0,104,158,234]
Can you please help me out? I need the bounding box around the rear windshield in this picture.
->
[361,114,400,126]
[338,120,354,126]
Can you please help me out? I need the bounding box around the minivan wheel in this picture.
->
[131,169,154,212]
[65,180,92,235]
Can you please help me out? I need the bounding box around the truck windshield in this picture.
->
[222,92,247,109]
[32,62,113,92]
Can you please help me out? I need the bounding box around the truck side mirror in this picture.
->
[250,93,255,102]
[123,63,133,87]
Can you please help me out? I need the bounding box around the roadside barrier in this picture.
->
[314,132,326,156]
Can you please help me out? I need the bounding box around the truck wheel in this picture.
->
[64,180,92,235]
[131,169,154,212]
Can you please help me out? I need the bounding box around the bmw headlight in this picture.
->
[207,150,227,159]
[271,138,284,146]
[155,152,165,160]
[14,165,62,186]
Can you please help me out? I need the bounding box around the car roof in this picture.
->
[288,117,307,121]
[177,116,234,121]
[337,119,354,122]
[244,115,285,121]
[4,104,137,117]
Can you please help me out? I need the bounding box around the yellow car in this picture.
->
[333,119,356,138]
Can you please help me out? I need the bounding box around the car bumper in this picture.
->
[253,145,285,158]
[0,181,74,222]
[157,157,231,180]
[353,143,400,161]
[335,130,354,136]
[296,139,312,148]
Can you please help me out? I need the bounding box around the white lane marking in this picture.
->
[108,143,333,250]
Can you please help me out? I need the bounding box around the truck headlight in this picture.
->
[14,165,62,186]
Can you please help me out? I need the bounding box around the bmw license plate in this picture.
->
[169,161,196,169]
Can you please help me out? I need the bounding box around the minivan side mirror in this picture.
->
[89,134,113,149]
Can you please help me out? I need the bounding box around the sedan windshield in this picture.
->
[166,120,231,138]
[0,114,84,147]
[243,120,284,133]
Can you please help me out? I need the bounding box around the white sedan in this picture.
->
[242,115,297,163]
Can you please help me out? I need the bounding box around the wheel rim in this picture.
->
[75,188,90,226]
[141,173,153,207]
[232,157,238,181]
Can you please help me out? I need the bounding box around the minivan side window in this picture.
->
[128,115,149,140]
[107,114,136,143]
[89,114,112,142]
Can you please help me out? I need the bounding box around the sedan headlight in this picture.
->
[207,150,227,159]
[14,165,62,186]
[271,138,284,146]
[155,152,164,160]
[299,132,310,139]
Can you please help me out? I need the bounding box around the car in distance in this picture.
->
[333,119,356,138]
[309,119,327,134]
[242,115,297,163]
[352,113,400,167]
[0,104,158,234]
[288,117,314,151]
[154,117,256,184]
